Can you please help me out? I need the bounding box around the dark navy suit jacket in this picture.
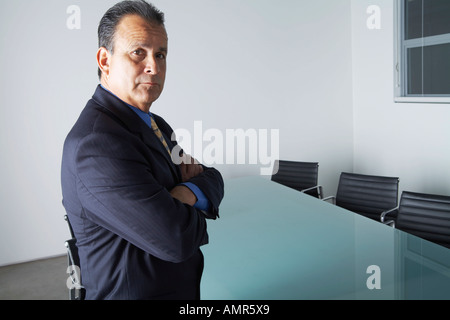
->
[61,85,224,300]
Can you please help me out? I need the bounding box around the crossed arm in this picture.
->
[170,155,204,206]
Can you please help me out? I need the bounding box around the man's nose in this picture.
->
[145,56,159,75]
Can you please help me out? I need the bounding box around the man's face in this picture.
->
[100,14,168,112]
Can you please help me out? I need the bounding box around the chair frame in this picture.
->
[323,172,399,222]
[271,160,323,199]
[64,215,85,300]
[382,191,450,249]
[381,207,399,226]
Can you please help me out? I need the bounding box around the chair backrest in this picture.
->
[271,160,320,198]
[396,191,450,249]
[335,172,399,221]
[64,215,86,300]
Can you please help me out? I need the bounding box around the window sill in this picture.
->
[394,97,450,104]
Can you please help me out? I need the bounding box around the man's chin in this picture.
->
[136,91,161,106]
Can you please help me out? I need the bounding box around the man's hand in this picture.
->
[170,185,197,206]
[179,154,203,182]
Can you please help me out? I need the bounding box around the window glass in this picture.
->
[406,0,450,40]
[407,43,450,95]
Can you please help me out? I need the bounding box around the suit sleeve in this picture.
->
[188,166,224,219]
[74,131,208,264]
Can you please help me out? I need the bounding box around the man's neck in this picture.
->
[100,80,151,114]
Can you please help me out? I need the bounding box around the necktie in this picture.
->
[150,116,172,156]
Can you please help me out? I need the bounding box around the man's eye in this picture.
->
[156,53,166,60]
[132,49,143,56]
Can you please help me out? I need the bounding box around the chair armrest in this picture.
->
[383,220,396,227]
[322,196,336,205]
[301,185,324,199]
[380,207,398,223]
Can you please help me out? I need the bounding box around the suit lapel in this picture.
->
[91,85,181,182]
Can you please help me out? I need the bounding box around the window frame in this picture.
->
[394,0,450,104]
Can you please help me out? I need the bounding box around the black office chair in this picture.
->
[64,215,85,300]
[271,160,323,198]
[323,172,399,222]
[382,191,450,249]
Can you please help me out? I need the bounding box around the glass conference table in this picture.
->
[200,176,450,300]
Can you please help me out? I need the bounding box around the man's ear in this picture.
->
[97,47,111,79]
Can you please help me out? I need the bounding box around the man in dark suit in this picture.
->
[61,0,224,300]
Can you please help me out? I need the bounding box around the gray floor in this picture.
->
[0,255,68,300]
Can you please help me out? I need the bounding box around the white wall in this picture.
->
[0,0,101,266]
[351,0,450,196]
[157,0,354,183]
[0,0,353,266]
